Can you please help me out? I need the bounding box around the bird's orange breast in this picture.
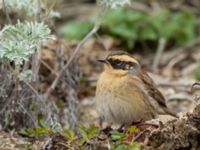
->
[96,72,156,126]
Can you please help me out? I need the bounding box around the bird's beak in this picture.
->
[97,59,107,64]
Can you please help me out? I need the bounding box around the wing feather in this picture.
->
[138,70,167,107]
[137,70,177,117]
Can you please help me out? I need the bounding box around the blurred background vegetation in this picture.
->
[0,0,200,149]
[56,0,200,79]
[60,8,198,49]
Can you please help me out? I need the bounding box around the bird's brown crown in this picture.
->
[105,51,139,71]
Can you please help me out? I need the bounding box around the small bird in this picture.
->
[95,50,177,127]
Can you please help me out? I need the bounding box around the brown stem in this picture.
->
[45,21,101,95]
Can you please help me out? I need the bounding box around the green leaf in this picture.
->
[127,126,139,133]
[19,127,51,137]
[60,21,94,40]
[63,129,77,141]
[87,124,100,138]
[113,143,141,150]
[139,27,157,40]
[111,132,126,140]
[37,114,48,128]
[78,124,100,144]
[79,125,90,143]
[113,144,128,150]
[128,142,142,150]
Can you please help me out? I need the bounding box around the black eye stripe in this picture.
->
[108,59,138,70]
[107,59,123,69]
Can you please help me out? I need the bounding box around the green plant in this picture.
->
[109,126,141,150]
[111,132,127,140]
[0,20,57,130]
[19,114,55,137]
[60,21,94,40]
[60,8,198,49]
[79,124,100,144]
[113,143,141,150]
[19,126,53,137]
[62,125,141,149]
[0,0,60,132]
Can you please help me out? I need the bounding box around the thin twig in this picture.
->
[23,80,55,119]
[46,21,101,95]
[23,80,43,102]
[18,101,37,127]
[95,33,109,51]
[152,38,167,71]
[40,59,58,76]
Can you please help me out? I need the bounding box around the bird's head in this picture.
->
[98,50,140,76]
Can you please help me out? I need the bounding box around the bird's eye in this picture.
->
[114,60,123,66]
[108,59,125,69]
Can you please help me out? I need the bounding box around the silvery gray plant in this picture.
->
[97,0,130,8]
[4,0,60,19]
[0,21,53,65]
[0,20,61,130]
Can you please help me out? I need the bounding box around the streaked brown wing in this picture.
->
[138,69,167,107]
